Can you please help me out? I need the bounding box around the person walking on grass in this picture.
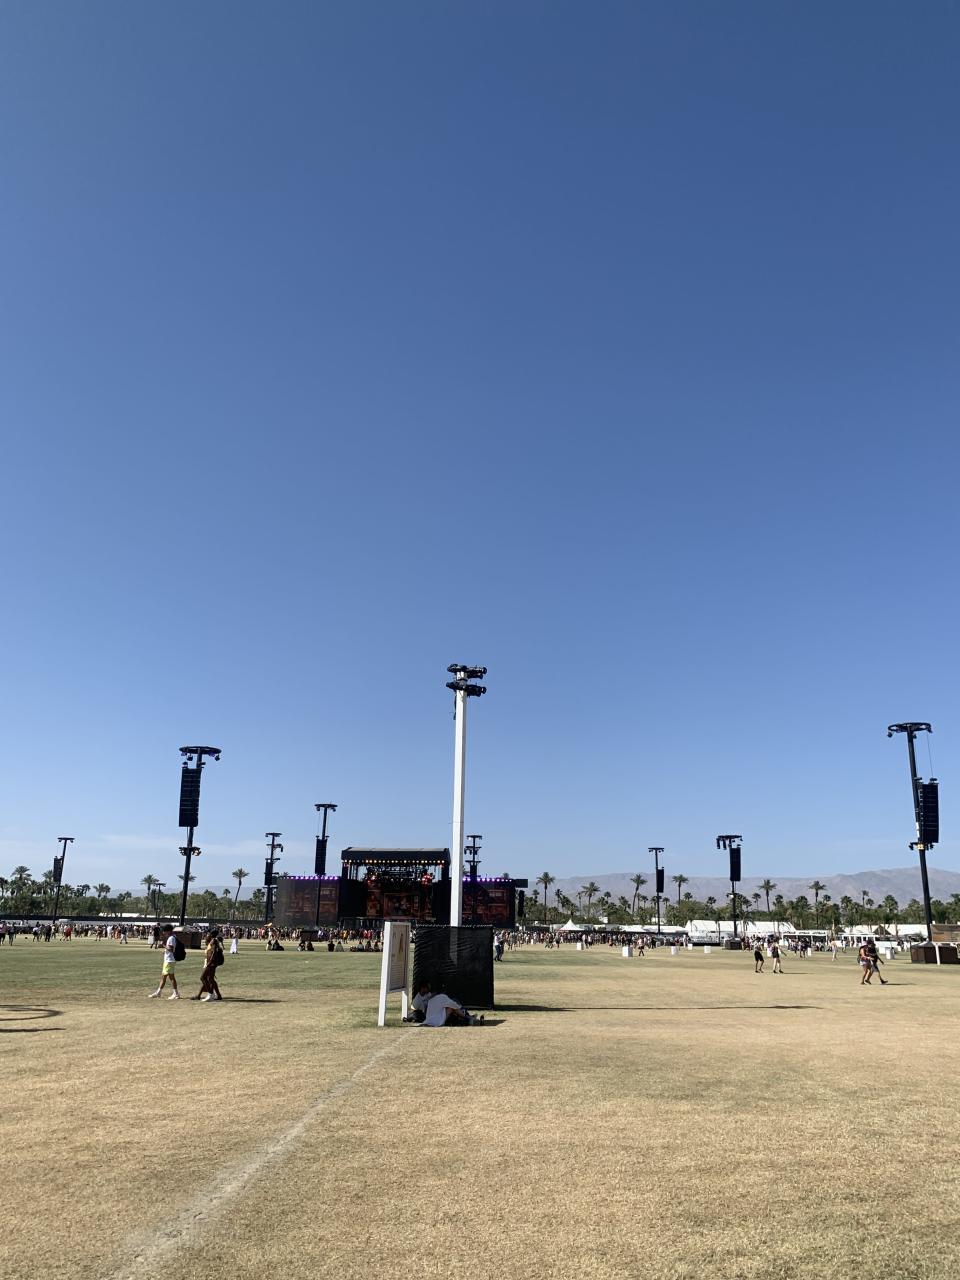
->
[753,943,765,973]
[148,925,183,1000]
[865,939,888,986]
[771,941,783,973]
[858,942,873,985]
[195,932,224,1002]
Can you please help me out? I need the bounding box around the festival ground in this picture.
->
[2,940,959,1280]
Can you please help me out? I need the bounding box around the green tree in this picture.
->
[536,872,556,918]
[672,874,689,905]
[630,874,647,916]
[232,867,249,906]
[759,879,777,915]
[140,875,157,909]
[95,883,111,900]
[809,881,826,925]
[581,882,600,921]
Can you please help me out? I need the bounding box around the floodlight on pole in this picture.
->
[887,722,937,942]
[445,664,487,926]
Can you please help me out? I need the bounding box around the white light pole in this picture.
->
[445,664,487,926]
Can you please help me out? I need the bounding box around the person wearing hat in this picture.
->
[148,924,182,1000]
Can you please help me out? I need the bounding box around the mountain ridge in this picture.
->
[544,866,960,910]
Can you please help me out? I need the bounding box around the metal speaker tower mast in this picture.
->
[177,746,221,926]
[649,848,664,935]
[888,722,937,942]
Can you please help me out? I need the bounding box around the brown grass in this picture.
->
[2,941,959,1279]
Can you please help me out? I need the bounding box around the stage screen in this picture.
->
[273,877,340,928]
[463,881,515,927]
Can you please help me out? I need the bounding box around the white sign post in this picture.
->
[377,922,410,1027]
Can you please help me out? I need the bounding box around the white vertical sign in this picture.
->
[377,921,411,1027]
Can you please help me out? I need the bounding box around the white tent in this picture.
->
[557,919,586,931]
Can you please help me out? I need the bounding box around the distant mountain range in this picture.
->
[546,866,960,910]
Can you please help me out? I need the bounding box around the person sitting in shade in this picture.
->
[406,980,432,1023]
[424,990,482,1027]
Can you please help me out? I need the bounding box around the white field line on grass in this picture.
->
[109,1033,410,1279]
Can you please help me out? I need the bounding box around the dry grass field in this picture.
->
[2,938,960,1280]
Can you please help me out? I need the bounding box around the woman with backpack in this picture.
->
[197,931,224,1002]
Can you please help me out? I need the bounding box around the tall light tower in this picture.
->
[264,832,283,924]
[52,837,73,925]
[465,834,482,924]
[888,722,938,942]
[716,835,743,940]
[445,664,487,926]
[177,745,221,926]
[314,803,337,928]
[649,848,664,935]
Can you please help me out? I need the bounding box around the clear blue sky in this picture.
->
[1,1,957,892]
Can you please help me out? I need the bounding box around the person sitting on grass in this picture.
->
[423,990,482,1027]
[406,981,432,1022]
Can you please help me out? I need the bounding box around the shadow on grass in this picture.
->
[494,1003,563,1012]
[495,1003,821,1013]
[216,997,282,1004]
[0,1004,63,1032]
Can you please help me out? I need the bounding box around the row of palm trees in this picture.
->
[0,865,266,920]
[529,870,950,928]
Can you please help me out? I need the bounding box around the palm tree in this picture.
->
[141,874,157,908]
[706,895,720,941]
[752,892,762,915]
[581,882,600,921]
[0,877,7,900]
[809,881,826,925]
[537,872,556,918]
[630,873,647,916]
[11,866,31,893]
[232,867,249,906]
[672,874,689,905]
[760,879,777,915]
[95,883,111,899]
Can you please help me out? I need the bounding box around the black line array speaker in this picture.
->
[918,781,939,846]
[412,926,495,1009]
[178,766,202,829]
[314,836,328,876]
[656,868,665,895]
[729,847,741,882]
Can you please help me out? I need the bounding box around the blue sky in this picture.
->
[1,2,957,892]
